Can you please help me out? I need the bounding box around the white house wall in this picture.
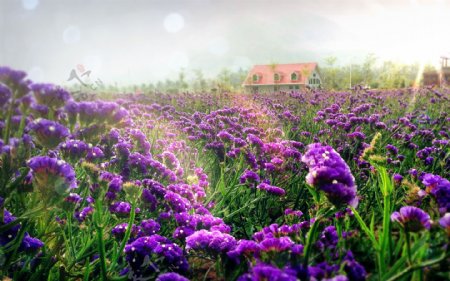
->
[244,84,305,93]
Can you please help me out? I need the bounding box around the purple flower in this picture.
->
[391,206,431,232]
[238,263,297,281]
[344,251,367,281]
[186,229,236,254]
[27,156,77,195]
[19,233,44,252]
[29,118,69,149]
[316,226,339,250]
[284,208,303,218]
[256,182,286,196]
[259,236,294,252]
[111,223,141,239]
[0,210,21,246]
[385,144,398,155]
[393,174,403,184]
[59,139,89,160]
[64,193,82,205]
[240,170,260,185]
[140,219,161,235]
[0,83,12,105]
[124,235,188,274]
[86,146,104,161]
[156,272,189,281]
[302,143,358,208]
[308,262,340,280]
[32,83,71,109]
[74,206,94,222]
[421,173,450,214]
[439,213,450,236]
[227,240,260,261]
[109,201,139,217]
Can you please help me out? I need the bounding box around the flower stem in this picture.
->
[110,203,136,272]
[96,225,108,281]
[303,217,320,267]
[94,199,108,281]
[66,211,77,261]
[3,93,16,143]
[405,230,413,266]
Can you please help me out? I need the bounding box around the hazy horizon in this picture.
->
[1,0,449,86]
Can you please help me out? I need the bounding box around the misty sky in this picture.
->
[1,0,449,86]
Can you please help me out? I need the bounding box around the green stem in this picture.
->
[94,199,108,281]
[110,203,136,271]
[405,231,412,266]
[386,253,447,281]
[66,211,77,261]
[96,226,108,281]
[48,107,55,120]
[16,109,27,137]
[303,217,320,267]
[350,206,379,250]
[3,93,16,143]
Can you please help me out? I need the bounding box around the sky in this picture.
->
[1,0,450,86]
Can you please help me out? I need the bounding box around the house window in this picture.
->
[291,72,298,81]
[274,86,279,91]
[289,85,293,90]
[252,74,259,83]
[274,73,280,81]
[294,85,299,89]
[313,73,316,77]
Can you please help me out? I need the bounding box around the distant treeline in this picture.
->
[66,54,437,96]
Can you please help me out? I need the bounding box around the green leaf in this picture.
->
[350,206,379,250]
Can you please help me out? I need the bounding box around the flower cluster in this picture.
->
[29,118,69,148]
[302,143,358,208]
[27,156,77,196]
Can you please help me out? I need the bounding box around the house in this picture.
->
[423,56,450,87]
[242,62,321,93]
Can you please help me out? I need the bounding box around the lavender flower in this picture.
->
[19,233,44,252]
[124,235,188,274]
[227,240,260,261]
[186,229,236,254]
[238,263,297,281]
[109,201,139,217]
[240,170,260,185]
[302,143,358,208]
[59,139,89,160]
[439,213,450,236]
[111,223,141,239]
[32,83,71,109]
[156,272,189,281]
[257,182,286,196]
[140,219,161,235]
[0,82,12,106]
[316,226,339,251]
[74,206,94,222]
[343,251,367,281]
[259,236,294,252]
[29,118,69,148]
[27,156,77,196]
[421,173,450,214]
[391,206,431,232]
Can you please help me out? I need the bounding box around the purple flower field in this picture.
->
[0,66,449,280]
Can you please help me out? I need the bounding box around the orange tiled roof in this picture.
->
[243,63,318,86]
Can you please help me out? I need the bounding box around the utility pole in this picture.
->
[349,63,352,89]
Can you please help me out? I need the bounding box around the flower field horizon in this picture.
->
[0,66,449,280]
